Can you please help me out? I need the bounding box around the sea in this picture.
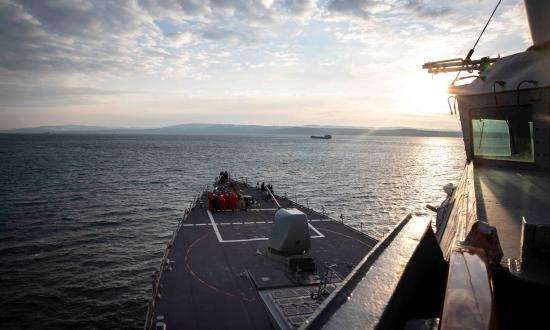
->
[0,133,465,329]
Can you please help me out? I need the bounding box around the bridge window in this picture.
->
[471,107,534,163]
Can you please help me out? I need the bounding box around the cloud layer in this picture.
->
[0,0,531,129]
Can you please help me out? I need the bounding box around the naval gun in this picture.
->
[422,55,499,75]
[269,208,311,254]
[268,208,316,272]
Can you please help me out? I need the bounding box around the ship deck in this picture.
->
[474,166,550,260]
[148,181,378,329]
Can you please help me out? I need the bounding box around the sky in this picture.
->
[0,0,532,130]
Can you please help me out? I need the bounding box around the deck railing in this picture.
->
[144,189,204,330]
[436,162,477,259]
[282,190,377,239]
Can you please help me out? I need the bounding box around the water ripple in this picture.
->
[0,134,464,329]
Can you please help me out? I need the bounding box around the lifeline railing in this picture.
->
[282,190,375,239]
[143,188,205,330]
[265,185,281,208]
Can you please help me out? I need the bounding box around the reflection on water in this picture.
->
[0,134,465,329]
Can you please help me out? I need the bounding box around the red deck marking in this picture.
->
[184,232,257,303]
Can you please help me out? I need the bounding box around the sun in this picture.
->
[398,73,456,116]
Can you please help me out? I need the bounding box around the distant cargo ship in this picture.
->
[310,134,332,139]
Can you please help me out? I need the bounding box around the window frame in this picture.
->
[469,105,534,164]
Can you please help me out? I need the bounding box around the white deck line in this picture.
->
[206,210,224,242]
[181,219,330,227]
[218,237,269,243]
[205,211,326,243]
[210,208,278,212]
[309,223,325,238]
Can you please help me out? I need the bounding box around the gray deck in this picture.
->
[474,166,550,260]
[150,182,378,329]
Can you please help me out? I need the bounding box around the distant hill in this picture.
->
[4,125,111,133]
[1,123,462,137]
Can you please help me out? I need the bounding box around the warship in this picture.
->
[145,1,550,329]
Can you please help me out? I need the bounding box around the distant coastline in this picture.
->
[0,123,462,138]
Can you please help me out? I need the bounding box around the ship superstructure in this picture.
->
[421,1,550,327]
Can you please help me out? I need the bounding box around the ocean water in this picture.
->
[0,134,465,329]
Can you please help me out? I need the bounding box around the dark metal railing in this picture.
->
[143,189,204,330]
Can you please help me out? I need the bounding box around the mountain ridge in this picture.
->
[1,123,462,137]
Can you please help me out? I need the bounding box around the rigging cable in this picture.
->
[452,0,503,84]
[471,0,503,57]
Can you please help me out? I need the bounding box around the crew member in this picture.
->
[218,194,225,211]
[212,193,218,212]
[229,193,236,211]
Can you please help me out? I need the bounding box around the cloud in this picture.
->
[166,31,194,48]
[403,0,451,19]
[321,0,378,20]
[276,0,314,17]
[0,82,139,107]
[217,51,232,57]
[0,0,280,81]
[0,0,532,130]
[320,0,452,21]
[0,0,165,78]
[138,0,275,23]
[198,25,262,45]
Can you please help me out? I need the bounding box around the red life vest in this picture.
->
[229,193,236,209]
